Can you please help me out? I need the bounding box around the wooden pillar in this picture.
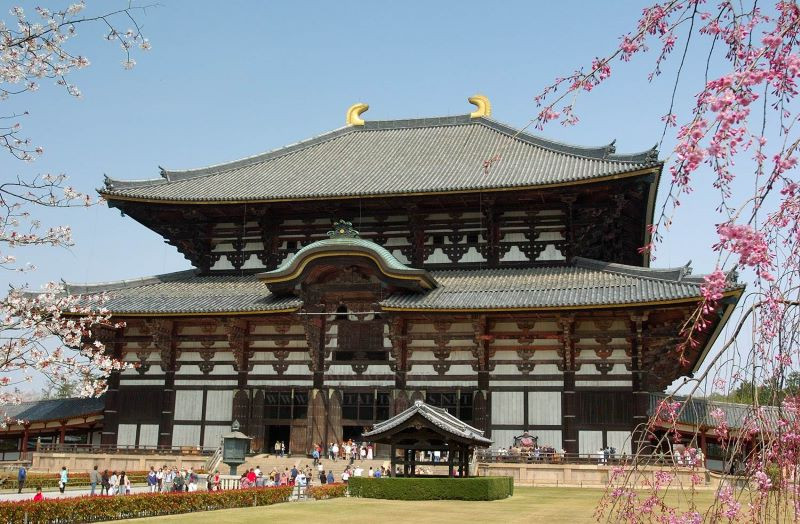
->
[20,426,29,454]
[410,448,416,477]
[390,444,397,477]
[700,431,708,468]
[96,325,121,447]
[59,422,66,445]
[630,314,650,454]
[146,319,176,449]
[389,317,408,392]
[448,443,455,477]
[560,317,578,455]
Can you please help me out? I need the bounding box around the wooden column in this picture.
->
[95,325,121,447]
[472,315,494,435]
[448,442,455,477]
[58,422,66,445]
[147,319,176,449]
[20,426,29,455]
[560,316,578,455]
[390,444,397,477]
[389,317,408,391]
[630,314,650,454]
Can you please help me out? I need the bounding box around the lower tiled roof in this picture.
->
[363,400,492,445]
[4,396,105,424]
[62,258,735,315]
[648,393,782,432]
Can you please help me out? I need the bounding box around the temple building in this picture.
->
[64,96,740,458]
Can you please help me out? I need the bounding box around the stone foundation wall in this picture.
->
[31,452,207,473]
[477,462,714,488]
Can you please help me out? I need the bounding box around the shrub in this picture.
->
[0,485,293,523]
[348,477,513,501]
[306,483,347,500]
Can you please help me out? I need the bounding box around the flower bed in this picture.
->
[0,485,293,523]
[306,483,347,500]
[348,477,513,501]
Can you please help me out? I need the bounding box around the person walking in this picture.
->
[89,465,101,496]
[58,466,68,494]
[17,465,26,494]
[100,469,110,495]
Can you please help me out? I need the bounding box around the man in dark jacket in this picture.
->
[17,465,26,494]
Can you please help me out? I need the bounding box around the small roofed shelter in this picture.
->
[363,400,492,477]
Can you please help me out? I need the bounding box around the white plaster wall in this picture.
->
[205,391,233,421]
[579,430,604,456]
[174,390,203,421]
[491,392,524,425]
[172,425,201,447]
[528,392,561,425]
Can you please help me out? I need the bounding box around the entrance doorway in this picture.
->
[342,425,363,442]
[265,424,290,455]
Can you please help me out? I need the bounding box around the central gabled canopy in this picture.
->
[258,220,438,295]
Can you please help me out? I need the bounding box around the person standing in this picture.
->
[32,487,43,502]
[119,471,130,495]
[58,466,68,494]
[274,440,280,457]
[147,467,158,493]
[17,465,26,494]
[156,467,164,492]
[109,471,118,496]
[89,465,101,496]
[326,470,334,484]
[280,441,285,458]
[164,467,175,492]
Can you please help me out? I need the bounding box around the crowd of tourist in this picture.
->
[307,440,374,464]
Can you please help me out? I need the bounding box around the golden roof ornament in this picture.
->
[346,103,369,126]
[468,94,491,118]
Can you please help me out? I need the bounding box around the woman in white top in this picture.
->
[109,471,119,496]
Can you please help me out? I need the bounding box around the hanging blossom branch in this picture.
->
[530,0,800,521]
[0,1,153,411]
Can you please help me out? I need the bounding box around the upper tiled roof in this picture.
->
[62,257,734,315]
[363,400,493,445]
[101,115,660,203]
[4,396,105,423]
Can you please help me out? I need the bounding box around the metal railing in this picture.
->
[476,450,706,468]
[205,445,223,473]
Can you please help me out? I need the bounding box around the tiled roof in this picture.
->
[101,115,660,203]
[648,393,783,432]
[4,396,105,423]
[64,271,301,315]
[61,257,731,315]
[380,257,725,310]
[363,400,492,445]
[260,236,438,292]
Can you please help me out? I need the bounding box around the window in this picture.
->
[265,390,307,420]
[336,321,386,361]
[427,391,473,423]
[342,391,391,421]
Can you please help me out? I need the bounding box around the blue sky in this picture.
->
[4,1,745,392]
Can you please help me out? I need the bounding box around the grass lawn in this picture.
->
[119,487,718,524]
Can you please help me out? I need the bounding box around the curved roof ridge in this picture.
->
[63,269,199,294]
[103,125,358,191]
[573,256,693,282]
[476,117,660,163]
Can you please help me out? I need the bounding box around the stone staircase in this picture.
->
[234,453,454,480]
[237,453,387,480]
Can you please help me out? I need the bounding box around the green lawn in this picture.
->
[120,487,718,524]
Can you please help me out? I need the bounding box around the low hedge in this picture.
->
[306,483,347,500]
[0,485,293,523]
[348,476,513,501]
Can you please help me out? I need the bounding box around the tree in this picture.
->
[40,379,78,400]
[0,2,151,414]
[528,1,800,521]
